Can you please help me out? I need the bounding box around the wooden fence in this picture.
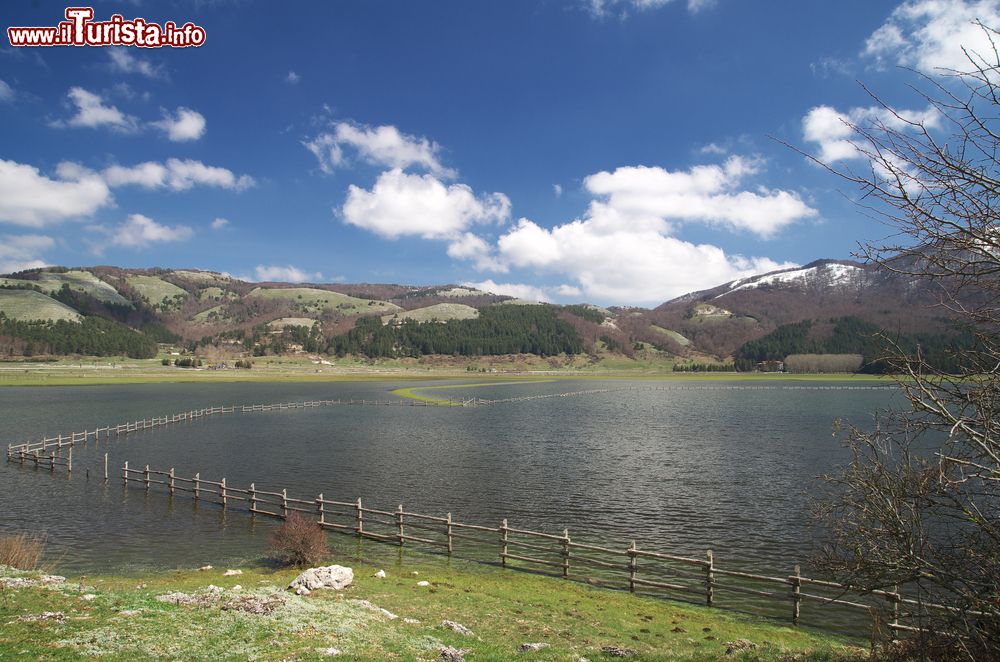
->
[4,398,464,465]
[121,463,953,635]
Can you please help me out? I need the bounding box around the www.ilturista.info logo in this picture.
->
[7,7,206,48]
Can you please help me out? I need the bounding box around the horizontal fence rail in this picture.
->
[118,463,956,636]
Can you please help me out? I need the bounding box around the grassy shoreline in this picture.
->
[1,554,864,661]
[0,356,894,388]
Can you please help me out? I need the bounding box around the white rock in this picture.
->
[295,586,311,596]
[442,620,473,636]
[374,570,386,578]
[403,617,421,624]
[81,594,97,601]
[318,647,342,657]
[39,575,65,584]
[198,565,213,571]
[223,569,242,576]
[231,585,242,592]
[288,565,354,593]
[416,580,430,587]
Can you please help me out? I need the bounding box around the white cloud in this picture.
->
[494,217,795,304]
[254,264,321,283]
[802,104,941,163]
[286,71,301,84]
[553,183,563,198]
[587,0,712,18]
[101,214,194,248]
[462,279,552,302]
[0,234,54,274]
[53,87,139,132]
[698,142,727,155]
[0,158,112,227]
[580,155,815,238]
[108,48,165,79]
[447,155,809,305]
[446,232,507,272]
[305,122,455,177]
[0,79,14,103]
[152,107,206,142]
[863,0,1000,74]
[102,158,255,191]
[211,217,230,230]
[342,168,510,239]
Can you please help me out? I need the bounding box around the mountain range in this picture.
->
[0,260,954,364]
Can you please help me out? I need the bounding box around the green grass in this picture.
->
[0,558,862,661]
[197,287,234,301]
[125,275,189,306]
[0,290,82,322]
[382,303,480,324]
[268,317,318,329]
[191,305,228,324]
[1,271,130,306]
[249,287,403,315]
[650,325,691,347]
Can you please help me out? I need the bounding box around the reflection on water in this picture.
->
[0,379,899,576]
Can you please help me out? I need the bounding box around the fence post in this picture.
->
[628,541,637,593]
[220,478,227,509]
[706,549,715,607]
[355,498,364,536]
[792,564,801,624]
[317,493,325,526]
[144,464,150,491]
[104,453,108,482]
[49,451,55,472]
[396,505,405,546]
[446,513,453,555]
[67,447,73,473]
[249,483,257,514]
[168,468,175,496]
[194,473,200,501]
[281,489,288,519]
[122,460,128,486]
[500,519,508,567]
[561,528,570,579]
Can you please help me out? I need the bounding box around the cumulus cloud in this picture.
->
[96,214,194,249]
[493,217,794,304]
[108,48,165,78]
[863,0,1000,74]
[446,232,507,272]
[211,217,230,230]
[462,279,552,302]
[52,87,139,132]
[553,183,563,198]
[342,168,510,239]
[151,107,206,142]
[0,79,14,103]
[0,158,112,227]
[305,122,455,177]
[102,158,255,191]
[286,71,301,84]
[580,155,815,238]
[0,234,54,273]
[254,264,321,283]
[802,104,941,163]
[447,155,809,305]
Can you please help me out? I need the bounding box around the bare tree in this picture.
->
[810,26,1000,660]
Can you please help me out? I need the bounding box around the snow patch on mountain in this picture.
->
[716,263,864,298]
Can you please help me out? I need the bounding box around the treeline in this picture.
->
[0,314,157,358]
[734,316,974,373]
[672,362,736,372]
[331,306,583,358]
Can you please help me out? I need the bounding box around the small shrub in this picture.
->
[269,513,328,567]
[0,532,45,570]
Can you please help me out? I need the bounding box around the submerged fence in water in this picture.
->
[115,461,947,636]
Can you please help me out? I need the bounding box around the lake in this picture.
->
[0,378,901,580]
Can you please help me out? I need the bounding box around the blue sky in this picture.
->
[1,0,995,305]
